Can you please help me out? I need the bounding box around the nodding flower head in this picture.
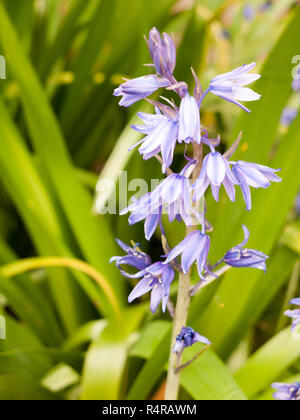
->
[147,27,176,78]
[285,298,300,333]
[173,326,211,354]
[224,225,268,271]
[208,62,261,112]
[178,94,201,144]
[110,239,152,274]
[271,382,300,401]
[131,108,179,173]
[193,149,236,203]
[231,161,281,211]
[243,5,255,21]
[113,75,170,107]
[120,161,199,240]
[127,261,175,314]
[164,230,212,280]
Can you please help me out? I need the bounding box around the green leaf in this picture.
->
[0,3,124,316]
[235,328,300,399]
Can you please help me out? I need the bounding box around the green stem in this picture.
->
[164,143,203,400]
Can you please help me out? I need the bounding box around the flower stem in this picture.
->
[164,143,203,400]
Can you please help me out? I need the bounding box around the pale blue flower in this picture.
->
[121,162,198,240]
[131,109,178,173]
[208,63,261,112]
[178,94,201,144]
[114,75,170,107]
[147,27,176,78]
[231,161,281,211]
[281,107,298,127]
[285,298,300,332]
[127,262,175,313]
[193,149,236,202]
[164,230,211,280]
[224,225,268,271]
[271,382,300,400]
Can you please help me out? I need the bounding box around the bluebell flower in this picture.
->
[127,261,175,313]
[243,5,255,21]
[208,63,261,112]
[271,382,300,401]
[131,108,179,173]
[292,76,300,92]
[110,239,152,273]
[121,162,198,240]
[147,27,176,78]
[173,326,211,354]
[193,149,236,202]
[164,230,211,280]
[285,298,300,332]
[113,75,170,107]
[281,107,298,127]
[295,192,300,216]
[178,94,201,144]
[231,161,281,211]
[224,225,268,271]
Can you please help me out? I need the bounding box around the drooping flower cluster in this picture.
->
[107,28,281,359]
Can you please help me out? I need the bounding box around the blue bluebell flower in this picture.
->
[271,382,300,401]
[208,63,261,112]
[178,94,201,144]
[230,161,281,211]
[243,5,255,21]
[173,326,211,354]
[285,298,300,332]
[131,108,179,173]
[296,192,300,216]
[193,148,236,202]
[147,27,176,78]
[292,76,300,92]
[281,107,298,127]
[127,261,175,313]
[121,162,198,240]
[114,75,170,107]
[110,239,152,273]
[164,230,211,280]
[111,240,174,313]
[224,225,268,271]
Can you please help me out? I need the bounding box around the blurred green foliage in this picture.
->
[0,0,299,400]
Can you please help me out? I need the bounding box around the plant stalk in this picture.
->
[164,143,203,400]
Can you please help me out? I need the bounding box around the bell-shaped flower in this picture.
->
[224,225,268,271]
[110,239,151,273]
[231,160,281,211]
[147,27,176,78]
[127,261,175,313]
[113,75,170,107]
[121,162,198,240]
[178,94,201,144]
[193,149,236,202]
[164,230,211,280]
[173,326,211,354]
[285,298,300,332]
[271,382,300,401]
[208,62,261,112]
[131,109,179,173]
